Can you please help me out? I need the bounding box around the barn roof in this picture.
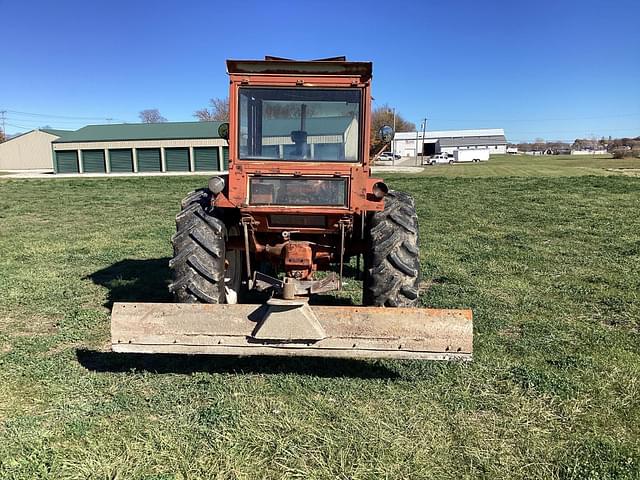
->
[54,121,223,143]
[40,128,72,137]
[394,128,506,140]
[439,135,507,147]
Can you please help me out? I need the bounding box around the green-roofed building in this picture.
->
[52,121,228,174]
[5,118,356,174]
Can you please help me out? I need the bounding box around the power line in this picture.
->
[417,112,640,124]
[506,127,640,135]
[455,114,639,122]
[5,109,128,122]
[5,122,36,130]
[3,115,104,127]
[4,116,88,126]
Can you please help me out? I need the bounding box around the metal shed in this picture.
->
[51,121,228,174]
[0,129,70,171]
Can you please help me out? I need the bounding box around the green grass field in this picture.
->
[416,153,640,177]
[0,155,639,479]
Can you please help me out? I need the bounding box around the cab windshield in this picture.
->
[238,87,361,162]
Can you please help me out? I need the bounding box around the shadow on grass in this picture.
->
[86,258,173,308]
[76,349,399,379]
[88,257,359,307]
[309,294,356,306]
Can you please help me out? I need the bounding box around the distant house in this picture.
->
[0,128,70,170]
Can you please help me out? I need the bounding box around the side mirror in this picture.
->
[218,122,229,140]
[378,125,394,143]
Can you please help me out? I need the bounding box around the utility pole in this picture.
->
[390,107,396,165]
[392,107,396,133]
[414,127,419,166]
[0,111,6,138]
[421,118,427,162]
[415,118,427,166]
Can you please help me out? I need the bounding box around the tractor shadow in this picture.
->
[76,349,399,379]
[86,258,173,308]
[87,257,361,308]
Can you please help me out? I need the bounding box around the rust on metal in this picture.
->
[252,271,340,296]
[226,59,372,80]
[282,241,314,279]
[111,302,473,361]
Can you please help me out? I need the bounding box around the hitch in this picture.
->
[252,271,340,298]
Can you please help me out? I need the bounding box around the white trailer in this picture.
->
[453,148,490,163]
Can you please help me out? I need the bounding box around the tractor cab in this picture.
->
[213,57,386,220]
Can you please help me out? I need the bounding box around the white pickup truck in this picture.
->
[453,148,490,163]
[423,153,451,165]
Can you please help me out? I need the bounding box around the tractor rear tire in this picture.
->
[169,189,227,304]
[363,190,421,307]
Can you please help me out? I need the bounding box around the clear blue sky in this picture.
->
[2,0,639,142]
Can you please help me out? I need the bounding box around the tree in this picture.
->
[194,97,229,121]
[370,104,416,155]
[139,109,167,123]
[0,128,5,143]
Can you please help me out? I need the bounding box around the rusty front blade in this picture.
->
[110,302,473,361]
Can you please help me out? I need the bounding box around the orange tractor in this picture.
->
[111,57,473,360]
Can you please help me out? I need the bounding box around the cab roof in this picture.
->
[226,57,372,80]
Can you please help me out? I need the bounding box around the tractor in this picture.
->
[111,57,472,360]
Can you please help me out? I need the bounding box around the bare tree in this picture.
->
[370,104,416,155]
[139,109,167,123]
[194,98,229,121]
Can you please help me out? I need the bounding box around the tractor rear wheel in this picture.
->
[169,189,228,304]
[363,190,421,307]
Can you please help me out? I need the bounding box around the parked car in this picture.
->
[423,153,452,165]
[376,152,396,165]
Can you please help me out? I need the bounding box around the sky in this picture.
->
[1,0,639,142]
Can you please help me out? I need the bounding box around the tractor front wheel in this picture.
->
[169,189,228,304]
[363,190,421,307]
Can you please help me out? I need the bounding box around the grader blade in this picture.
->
[111,302,473,361]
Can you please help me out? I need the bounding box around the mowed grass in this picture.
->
[416,153,640,177]
[0,156,639,479]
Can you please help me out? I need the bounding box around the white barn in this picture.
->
[392,128,507,157]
